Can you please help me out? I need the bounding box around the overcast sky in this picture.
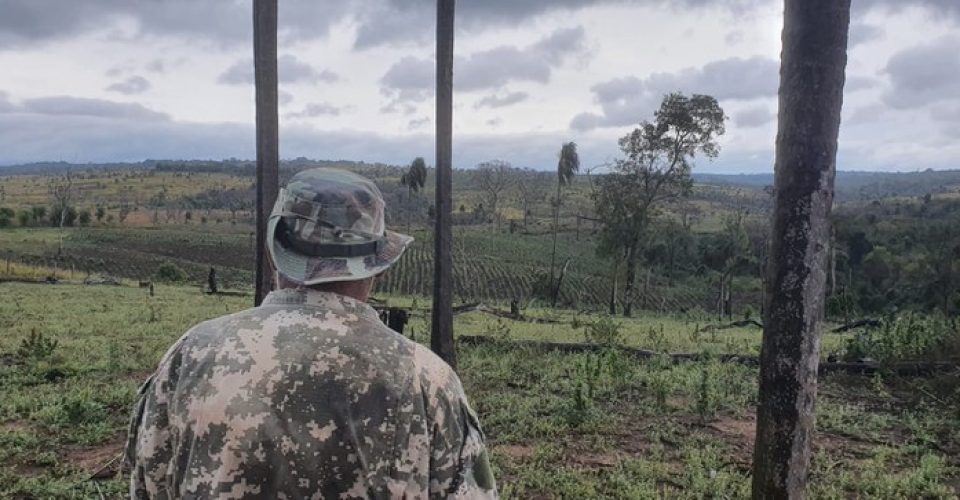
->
[1,0,959,173]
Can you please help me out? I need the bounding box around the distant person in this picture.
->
[126,169,496,499]
[207,266,218,294]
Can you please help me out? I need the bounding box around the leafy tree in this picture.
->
[0,208,13,228]
[594,93,725,317]
[16,210,30,227]
[550,142,579,306]
[78,209,92,226]
[400,157,427,231]
[95,206,106,223]
[31,206,46,224]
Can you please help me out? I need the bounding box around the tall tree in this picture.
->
[47,173,73,257]
[253,0,279,306]
[515,168,548,231]
[751,0,850,497]
[432,0,457,370]
[550,142,579,307]
[400,157,428,231]
[594,93,725,317]
[476,160,511,230]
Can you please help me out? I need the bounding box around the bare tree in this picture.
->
[47,173,73,257]
[752,0,850,498]
[432,0,457,370]
[253,0,279,306]
[515,168,548,231]
[476,160,511,230]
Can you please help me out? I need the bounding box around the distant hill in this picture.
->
[696,169,960,201]
[5,160,960,203]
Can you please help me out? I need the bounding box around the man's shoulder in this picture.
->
[408,341,465,402]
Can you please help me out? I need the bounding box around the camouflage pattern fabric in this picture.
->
[126,288,497,499]
[268,168,413,285]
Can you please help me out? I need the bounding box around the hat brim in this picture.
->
[267,216,413,285]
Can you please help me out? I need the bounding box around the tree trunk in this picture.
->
[829,228,837,296]
[717,275,725,321]
[623,241,638,317]
[609,259,619,315]
[752,1,849,498]
[253,0,279,306]
[431,0,458,370]
[552,258,570,307]
[550,181,561,304]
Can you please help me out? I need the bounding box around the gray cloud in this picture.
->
[286,102,341,119]
[106,75,151,95]
[476,91,530,109]
[0,102,940,174]
[573,56,778,130]
[0,91,14,113]
[380,27,585,111]
[846,76,881,92]
[407,117,430,130]
[353,0,769,49]
[2,0,956,53]
[848,23,884,47]
[931,105,960,123]
[734,106,774,127]
[0,0,349,48]
[146,59,166,73]
[9,96,170,121]
[882,36,960,109]
[218,55,338,86]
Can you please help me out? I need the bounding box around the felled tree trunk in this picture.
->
[751,1,850,498]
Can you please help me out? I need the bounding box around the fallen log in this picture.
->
[831,319,882,333]
[457,336,958,376]
[698,319,763,332]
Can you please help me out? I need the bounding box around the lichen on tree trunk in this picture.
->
[751,0,850,498]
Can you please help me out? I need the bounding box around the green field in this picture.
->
[0,282,957,498]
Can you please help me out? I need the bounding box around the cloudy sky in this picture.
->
[1,0,959,173]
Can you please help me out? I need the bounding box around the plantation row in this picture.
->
[374,243,713,310]
[1,227,721,311]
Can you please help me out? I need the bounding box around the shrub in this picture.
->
[17,329,59,362]
[155,261,188,282]
[584,316,624,346]
[843,312,959,363]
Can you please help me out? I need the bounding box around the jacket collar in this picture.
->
[262,288,380,322]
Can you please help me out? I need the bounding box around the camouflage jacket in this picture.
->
[126,289,497,499]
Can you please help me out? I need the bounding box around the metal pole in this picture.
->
[751,0,850,497]
[431,0,457,369]
[253,0,279,306]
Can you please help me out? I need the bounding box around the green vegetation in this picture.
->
[0,283,956,498]
[2,161,960,497]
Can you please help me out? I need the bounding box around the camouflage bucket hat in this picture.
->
[267,168,413,285]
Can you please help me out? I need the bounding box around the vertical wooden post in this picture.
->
[751,0,850,498]
[431,0,458,369]
[253,0,279,306]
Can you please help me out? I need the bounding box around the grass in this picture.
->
[0,282,957,498]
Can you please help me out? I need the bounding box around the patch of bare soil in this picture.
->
[570,451,620,469]
[0,420,29,433]
[64,438,125,479]
[495,444,534,461]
